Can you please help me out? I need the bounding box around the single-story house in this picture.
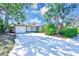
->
[14,23,44,34]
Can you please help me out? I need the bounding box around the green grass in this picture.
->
[0,33,15,56]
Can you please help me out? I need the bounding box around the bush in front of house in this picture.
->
[60,27,77,38]
[44,23,56,35]
[59,25,68,35]
[77,29,79,34]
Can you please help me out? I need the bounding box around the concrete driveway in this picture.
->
[9,33,79,56]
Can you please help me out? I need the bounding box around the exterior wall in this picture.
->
[14,25,41,33]
[26,26,39,33]
[38,26,44,33]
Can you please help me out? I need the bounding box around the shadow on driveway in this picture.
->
[9,33,79,56]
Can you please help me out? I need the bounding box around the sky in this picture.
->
[68,6,79,18]
[20,3,47,25]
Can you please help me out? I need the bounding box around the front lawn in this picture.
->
[0,33,15,56]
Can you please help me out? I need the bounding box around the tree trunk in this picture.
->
[56,23,63,35]
[5,11,9,33]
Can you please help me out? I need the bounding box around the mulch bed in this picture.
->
[0,33,16,56]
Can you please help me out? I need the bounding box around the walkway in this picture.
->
[9,33,79,56]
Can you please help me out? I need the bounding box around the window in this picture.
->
[26,26,37,32]
[27,26,31,31]
[32,26,36,31]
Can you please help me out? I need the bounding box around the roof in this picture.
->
[15,23,44,26]
[15,25,43,27]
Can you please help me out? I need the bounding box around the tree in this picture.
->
[0,3,26,33]
[44,3,78,34]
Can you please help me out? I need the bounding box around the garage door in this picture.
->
[15,26,26,33]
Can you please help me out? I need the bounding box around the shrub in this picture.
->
[60,27,77,38]
[44,24,56,35]
[77,29,79,34]
[59,27,65,35]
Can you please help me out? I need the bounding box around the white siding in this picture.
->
[15,26,26,33]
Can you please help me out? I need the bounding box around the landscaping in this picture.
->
[0,33,15,56]
[44,24,56,35]
[0,3,79,56]
[0,16,15,56]
[44,23,78,38]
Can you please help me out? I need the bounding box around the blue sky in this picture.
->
[68,6,79,18]
[22,3,47,25]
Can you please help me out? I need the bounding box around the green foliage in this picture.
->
[0,20,4,33]
[59,25,67,35]
[44,3,62,20]
[44,3,78,20]
[43,3,78,35]
[44,24,56,35]
[0,33,15,56]
[68,18,74,20]
[60,27,77,38]
[0,3,26,23]
[0,3,30,32]
[77,29,79,34]
[44,4,78,34]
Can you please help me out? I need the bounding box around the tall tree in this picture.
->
[0,3,26,33]
[44,3,78,34]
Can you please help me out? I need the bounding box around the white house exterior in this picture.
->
[14,23,44,34]
[14,25,26,33]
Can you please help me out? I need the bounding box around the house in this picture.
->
[14,23,44,33]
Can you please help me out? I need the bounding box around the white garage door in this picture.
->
[15,26,26,33]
